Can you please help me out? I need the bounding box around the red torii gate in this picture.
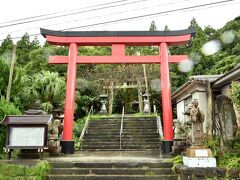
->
[41,28,195,154]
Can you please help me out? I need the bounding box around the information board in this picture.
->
[8,127,45,147]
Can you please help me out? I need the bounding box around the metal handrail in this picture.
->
[79,106,93,142]
[119,106,125,150]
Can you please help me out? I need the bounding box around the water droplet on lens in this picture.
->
[221,30,235,44]
[178,59,194,72]
[201,40,221,56]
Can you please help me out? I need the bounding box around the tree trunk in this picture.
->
[206,80,213,136]
[108,81,114,114]
[6,45,16,102]
[137,80,143,113]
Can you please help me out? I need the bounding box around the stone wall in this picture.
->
[175,165,240,179]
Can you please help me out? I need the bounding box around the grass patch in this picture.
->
[172,155,183,165]
[218,152,240,168]
[0,161,51,179]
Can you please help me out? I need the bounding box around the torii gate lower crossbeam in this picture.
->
[41,28,195,154]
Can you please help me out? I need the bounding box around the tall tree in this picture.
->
[149,21,157,31]
[0,35,14,63]
[16,33,39,67]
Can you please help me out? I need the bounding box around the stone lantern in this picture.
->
[142,93,150,113]
[99,93,108,114]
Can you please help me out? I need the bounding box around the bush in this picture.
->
[0,97,21,157]
[0,161,51,179]
[0,96,21,120]
[230,81,240,108]
[73,118,86,149]
[218,152,240,168]
[204,136,220,157]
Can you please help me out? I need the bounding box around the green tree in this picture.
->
[149,21,157,31]
[16,33,40,67]
[20,71,66,112]
[0,35,14,62]
[0,58,10,97]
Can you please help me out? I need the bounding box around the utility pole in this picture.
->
[6,45,16,102]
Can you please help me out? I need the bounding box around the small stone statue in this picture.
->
[174,119,188,139]
[190,99,205,147]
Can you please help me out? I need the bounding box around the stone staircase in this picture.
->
[46,161,177,180]
[81,116,160,150]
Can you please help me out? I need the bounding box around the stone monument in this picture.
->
[183,99,216,167]
[48,119,62,154]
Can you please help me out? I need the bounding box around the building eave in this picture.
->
[212,65,240,88]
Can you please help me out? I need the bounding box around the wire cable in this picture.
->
[0,0,238,41]
[0,0,131,25]
[0,0,190,35]
[0,0,148,28]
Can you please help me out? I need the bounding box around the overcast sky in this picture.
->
[0,0,239,43]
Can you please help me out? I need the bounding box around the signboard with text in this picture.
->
[8,127,45,147]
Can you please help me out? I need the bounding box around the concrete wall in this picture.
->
[177,100,185,123]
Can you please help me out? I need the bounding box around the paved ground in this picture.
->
[0,150,172,165]
[47,150,172,163]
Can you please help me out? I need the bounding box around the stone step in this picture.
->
[88,125,157,129]
[51,162,173,168]
[84,134,159,138]
[85,132,119,135]
[83,138,160,142]
[87,127,157,133]
[83,141,119,146]
[122,129,157,132]
[83,142,159,145]
[50,167,173,175]
[81,145,120,149]
[82,138,120,142]
[82,145,159,150]
[89,120,120,124]
[122,132,158,136]
[47,174,177,179]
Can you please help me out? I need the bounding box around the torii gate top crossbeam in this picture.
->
[40,28,195,46]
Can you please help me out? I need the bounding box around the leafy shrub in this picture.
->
[0,96,21,120]
[73,118,86,149]
[218,152,240,168]
[204,136,220,157]
[172,155,183,165]
[0,97,21,157]
[0,161,51,179]
[230,81,240,108]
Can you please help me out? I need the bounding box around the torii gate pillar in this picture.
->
[41,28,195,154]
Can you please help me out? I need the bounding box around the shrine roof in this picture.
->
[0,115,52,125]
[172,75,222,100]
[189,75,223,82]
[212,64,240,88]
[40,27,195,38]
